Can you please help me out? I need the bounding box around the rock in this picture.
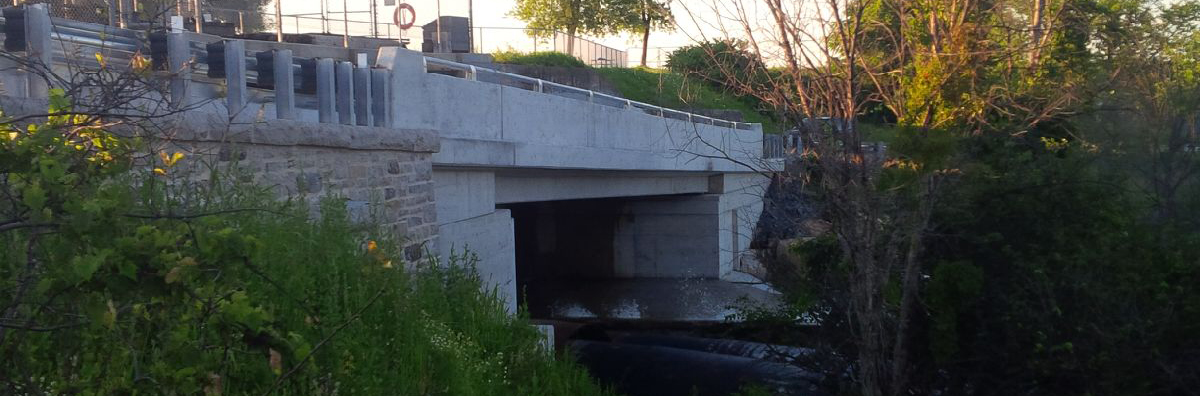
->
[799,219,832,236]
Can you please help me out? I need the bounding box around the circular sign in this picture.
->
[394,3,416,29]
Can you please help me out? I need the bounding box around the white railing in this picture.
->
[421,56,755,131]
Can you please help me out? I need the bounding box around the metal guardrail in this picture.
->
[422,56,756,131]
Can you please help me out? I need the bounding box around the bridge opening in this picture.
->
[502,197,626,318]
[500,193,753,320]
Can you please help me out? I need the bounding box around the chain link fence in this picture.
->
[473,27,626,68]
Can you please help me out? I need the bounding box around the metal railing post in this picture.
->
[335,60,355,125]
[167,18,191,108]
[224,39,246,114]
[370,68,390,127]
[352,65,371,126]
[274,49,295,119]
[25,3,50,99]
[316,58,336,123]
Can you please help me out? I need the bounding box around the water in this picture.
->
[526,277,783,322]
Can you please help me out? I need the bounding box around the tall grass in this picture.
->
[1,154,611,395]
[239,199,611,395]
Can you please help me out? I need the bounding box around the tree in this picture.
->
[611,0,675,67]
[679,0,1082,394]
[509,0,609,54]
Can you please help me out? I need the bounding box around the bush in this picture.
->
[777,133,1200,395]
[666,40,763,87]
[492,51,588,68]
[0,92,610,395]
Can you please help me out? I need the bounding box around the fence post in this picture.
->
[316,58,336,123]
[335,60,355,125]
[119,0,131,27]
[224,39,247,115]
[24,4,50,99]
[370,68,389,127]
[107,0,117,26]
[167,18,191,108]
[191,0,201,33]
[353,65,371,126]
[274,49,295,119]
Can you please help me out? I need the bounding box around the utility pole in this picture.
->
[274,0,283,42]
[342,0,349,47]
[191,0,201,32]
[370,0,379,37]
[321,0,328,33]
[468,0,473,52]
[435,0,442,52]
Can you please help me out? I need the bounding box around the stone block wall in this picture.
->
[170,117,442,259]
[0,95,441,259]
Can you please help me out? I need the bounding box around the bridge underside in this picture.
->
[434,167,766,312]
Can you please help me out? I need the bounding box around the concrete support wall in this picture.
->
[614,195,722,278]
[439,209,517,313]
[434,169,516,312]
[611,173,769,279]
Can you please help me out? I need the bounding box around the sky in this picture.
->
[277,0,776,66]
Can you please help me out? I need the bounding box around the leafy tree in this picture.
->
[509,0,610,54]
[609,0,674,67]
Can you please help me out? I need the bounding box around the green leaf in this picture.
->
[22,182,46,212]
[71,254,103,283]
[48,88,71,113]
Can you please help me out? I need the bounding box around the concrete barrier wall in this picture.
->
[380,47,766,174]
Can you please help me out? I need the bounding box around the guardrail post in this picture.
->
[335,60,355,125]
[224,40,247,115]
[0,8,27,98]
[316,58,336,123]
[167,29,190,108]
[25,3,50,99]
[370,68,390,127]
[273,49,295,119]
[353,66,372,126]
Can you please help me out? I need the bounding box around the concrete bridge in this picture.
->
[0,5,778,312]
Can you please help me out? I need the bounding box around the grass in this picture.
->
[596,67,781,133]
[492,50,589,68]
[239,199,614,395]
[2,166,613,395]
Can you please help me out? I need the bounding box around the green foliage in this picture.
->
[492,51,588,68]
[596,67,781,132]
[665,40,761,86]
[607,0,673,35]
[0,94,611,395]
[508,0,616,37]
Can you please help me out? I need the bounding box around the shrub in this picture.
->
[0,92,610,395]
[492,51,588,68]
[665,40,762,87]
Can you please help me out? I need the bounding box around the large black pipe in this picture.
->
[609,333,817,367]
[568,340,825,396]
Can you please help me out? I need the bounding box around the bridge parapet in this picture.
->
[2,5,771,174]
[379,47,770,173]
